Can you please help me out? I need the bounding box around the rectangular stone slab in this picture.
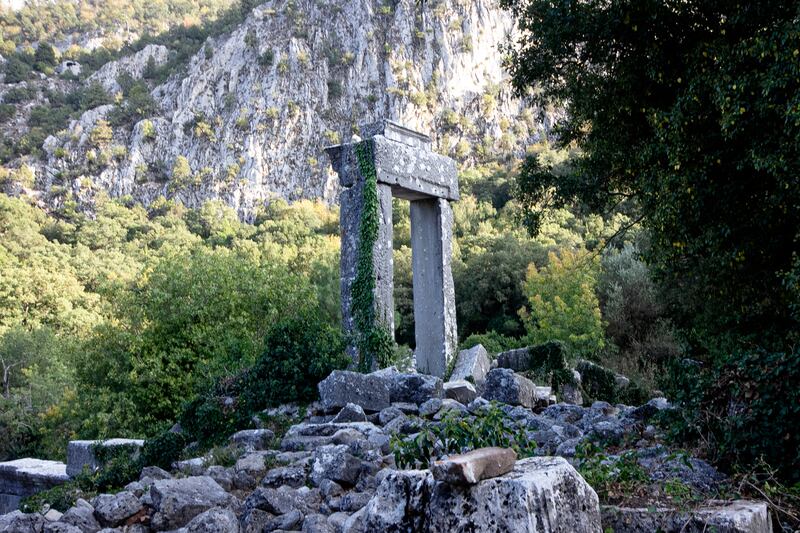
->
[431,447,517,485]
[0,458,69,513]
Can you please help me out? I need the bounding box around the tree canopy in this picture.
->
[503,0,800,353]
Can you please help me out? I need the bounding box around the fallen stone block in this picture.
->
[149,476,235,530]
[443,380,477,404]
[482,368,537,408]
[388,373,443,404]
[318,370,391,412]
[229,429,275,450]
[362,456,601,532]
[310,445,362,487]
[0,458,69,513]
[66,439,144,478]
[449,344,491,384]
[496,347,533,371]
[601,500,772,533]
[431,447,517,485]
[331,403,368,423]
[92,490,143,527]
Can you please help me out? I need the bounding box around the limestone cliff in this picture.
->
[30,0,555,218]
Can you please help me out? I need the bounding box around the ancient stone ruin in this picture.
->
[325,120,458,376]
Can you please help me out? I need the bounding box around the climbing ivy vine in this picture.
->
[352,140,394,372]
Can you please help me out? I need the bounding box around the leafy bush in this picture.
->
[0,104,15,122]
[575,441,648,502]
[460,330,522,355]
[179,311,347,447]
[391,403,537,469]
[522,249,605,359]
[576,359,649,406]
[140,431,188,471]
[664,347,800,482]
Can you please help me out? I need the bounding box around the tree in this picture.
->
[503,0,800,354]
[33,42,57,70]
[3,56,31,83]
[522,249,605,359]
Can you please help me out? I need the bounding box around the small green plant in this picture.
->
[204,444,241,468]
[391,403,537,469]
[575,441,648,502]
[259,49,274,67]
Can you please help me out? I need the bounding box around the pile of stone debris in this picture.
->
[0,345,772,533]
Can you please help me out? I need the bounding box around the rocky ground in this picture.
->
[0,351,772,532]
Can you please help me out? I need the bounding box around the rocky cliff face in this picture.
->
[33,0,554,219]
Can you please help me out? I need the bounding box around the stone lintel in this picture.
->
[324,124,458,201]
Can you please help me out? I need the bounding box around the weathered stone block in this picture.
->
[496,347,533,371]
[318,370,391,412]
[482,368,537,408]
[0,458,69,513]
[431,447,517,485]
[601,500,771,532]
[66,439,144,478]
[149,476,235,530]
[361,456,601,532]
[387,373,443,404]
[449,344,491,384]
[443,380,477,404]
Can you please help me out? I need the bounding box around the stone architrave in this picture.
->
[325,120,458,376]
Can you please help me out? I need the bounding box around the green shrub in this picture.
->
[664,347,800,483]
[237,311,348,413]
[140,431,188,471]
[179,311,347,447]
[460,331,521,355]
[90,443,141,492]
[575,441,648,502]
[391,403,537,469]
[4,56,32,83]
[20,481,89,513]
[0,104,15,122]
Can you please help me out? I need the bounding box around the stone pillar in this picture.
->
[337,156,395,365]
[410,198,457,376]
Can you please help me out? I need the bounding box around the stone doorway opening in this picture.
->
[325,120,459,377]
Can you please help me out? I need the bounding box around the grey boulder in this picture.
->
[449,344,491,384]
[362,456,601,532]
[318,371,391,412]
[482,368,537,408]
[149,476,235,530]
[92,491,142,527]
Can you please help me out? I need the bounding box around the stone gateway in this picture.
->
[325,120,458,376]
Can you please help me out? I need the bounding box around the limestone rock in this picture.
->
[331,403,367,424]
[60,504,101,532]
[310,445,362,487]
[87,44,169,94]
[482,368,537,408]
[431,447,517,485]
[449,344,491,384]
[230,429,275,450]
[0,510,46,532]
[184,507,240,533]
[387,373,443,405]
[443,380,477,404]
[67,439,144,477]
[601,500,772,533]
[92,491,142,527]
[496,347,533,371]
[318,371,391,413]
[260,464,308,489]
[149,476,235,530]
[362,457,601,532]
[0,458,69,514]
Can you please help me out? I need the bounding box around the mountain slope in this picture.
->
[9,0,556,218]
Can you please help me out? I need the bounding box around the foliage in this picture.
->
[575,441,649,503]
[522,249,605,358]
[179,311,347,447]
[391,403,537,469]
[351,140,394,371]
[503,0,799,352]
[460,330,522,355]
[3,56,31,83]
[140,431,188,471]
[664,347,800,483]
